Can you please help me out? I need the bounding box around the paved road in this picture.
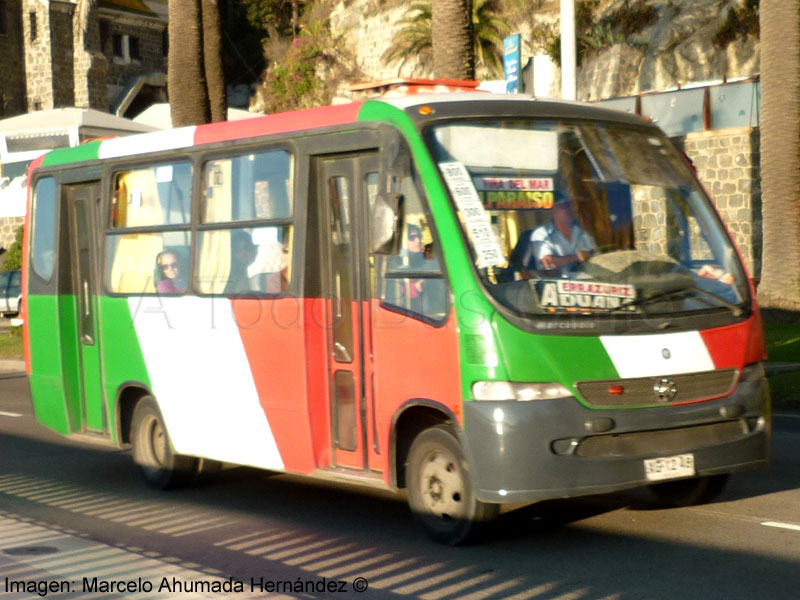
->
[1,374,799,599]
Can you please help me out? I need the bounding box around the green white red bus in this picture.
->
[23,82,770,544]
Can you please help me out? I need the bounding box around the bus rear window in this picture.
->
[31,176,57,282]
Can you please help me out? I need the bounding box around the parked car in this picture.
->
[0,269,21,317]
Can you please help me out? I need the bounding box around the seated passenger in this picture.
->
[225,231,257,294]
[155,250,187,294]
[531,195,595,271]
[247,228,290,294]
[389,224,441,313]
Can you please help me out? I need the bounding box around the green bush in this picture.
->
[713,0,759,49]
[1,225,23,272]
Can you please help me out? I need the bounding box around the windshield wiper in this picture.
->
[609,285,743,317]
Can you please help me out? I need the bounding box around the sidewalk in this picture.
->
[0,358,25,375]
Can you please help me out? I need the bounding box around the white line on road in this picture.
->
[762,521,800,532]
[0,410,22,418]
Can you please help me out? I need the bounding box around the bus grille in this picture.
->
[575,369,738,407]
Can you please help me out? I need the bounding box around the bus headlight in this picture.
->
[472,381,573,401]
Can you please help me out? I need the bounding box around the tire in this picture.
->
[406,426,499,545]
[649,474,729,508]
[131,396,197,490]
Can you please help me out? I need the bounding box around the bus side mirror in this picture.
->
[371,192,403,255]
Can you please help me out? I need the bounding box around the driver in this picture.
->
[530,194,595,271]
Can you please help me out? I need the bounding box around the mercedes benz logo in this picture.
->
[653,378,677,402]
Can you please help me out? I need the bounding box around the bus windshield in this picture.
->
[426,119,750,319]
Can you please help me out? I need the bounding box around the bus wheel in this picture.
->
[649,474,729,508]
[131,397,197,490]
[406,426,499,545]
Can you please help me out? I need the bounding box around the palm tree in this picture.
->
[168,0,228,126]
[472,0,507,77]
[383,0,506,78]
[168,0,211,126]
[202,0,227,123]
[432,0,474,79]
[757,0,800,310]
[75,0,225,126]
[382,2,433,75]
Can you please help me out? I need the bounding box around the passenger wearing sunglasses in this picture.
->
[397,223,432,311]
[155,250,187,294]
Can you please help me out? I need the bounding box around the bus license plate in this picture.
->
[644,453,695,481]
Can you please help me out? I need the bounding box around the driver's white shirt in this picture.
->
[530,221,595,267]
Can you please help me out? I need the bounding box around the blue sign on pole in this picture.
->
[503,34,522,94]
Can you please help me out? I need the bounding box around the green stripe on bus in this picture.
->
[27,294,78,434]
[357,100,509,401]
[40,141,102,167]
[27,295,151,441]
[98,296,152,437]
[494,317,619,405]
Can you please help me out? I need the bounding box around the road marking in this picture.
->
[762,521,800,532]
[0,410,22,418]
[0,514,268,598]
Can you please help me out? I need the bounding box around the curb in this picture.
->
[773,413,800,432]
[765,362,800,376]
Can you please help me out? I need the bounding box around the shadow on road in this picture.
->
[1,423,799,599]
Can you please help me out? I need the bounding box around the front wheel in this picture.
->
[649,474,729,507]
[131,396,197,490]
[406,426,499,545]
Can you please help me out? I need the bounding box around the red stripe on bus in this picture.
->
[194,102,365,146]
[22,156,46,374]
[231,297,316,474]
[699,319,753,369]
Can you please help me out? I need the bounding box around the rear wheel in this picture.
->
[131,396,197,489]
[406,426,499,545]
[649,474,729,507]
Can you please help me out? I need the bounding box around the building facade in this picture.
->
[0,0,167,118]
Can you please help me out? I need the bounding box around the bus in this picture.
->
[23,83,770,544]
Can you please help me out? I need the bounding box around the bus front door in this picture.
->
[318,153,379,471]
[65,182,105,433]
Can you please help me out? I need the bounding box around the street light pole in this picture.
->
[561,0,577,100]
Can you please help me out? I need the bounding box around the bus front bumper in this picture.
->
[461,366,770,504]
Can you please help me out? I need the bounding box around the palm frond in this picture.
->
[382,0,507,77]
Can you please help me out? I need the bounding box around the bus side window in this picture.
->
[379,175,447,323]
[196,148,294,296]
[107,162,192,294]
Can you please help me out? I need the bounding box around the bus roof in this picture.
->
[32,94,650,170]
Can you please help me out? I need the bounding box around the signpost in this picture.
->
[503,34,522,94]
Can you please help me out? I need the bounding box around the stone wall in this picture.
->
[74,4,109,110]
[330,1,421,81]
[682,128,761,277]
[629,128,761,277]
[23,0,56,110]
[0,217,23,252]
[50,2,75,108]
[100,13,166,91]
[0,0,28,117]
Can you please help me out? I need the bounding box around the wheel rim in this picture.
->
[419,448,466,521]
[144,416,167,467]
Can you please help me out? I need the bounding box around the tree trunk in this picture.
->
[431,0,475,80]
[168,0,210,127]
[757,0,800,310]
[202,0,227,123]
